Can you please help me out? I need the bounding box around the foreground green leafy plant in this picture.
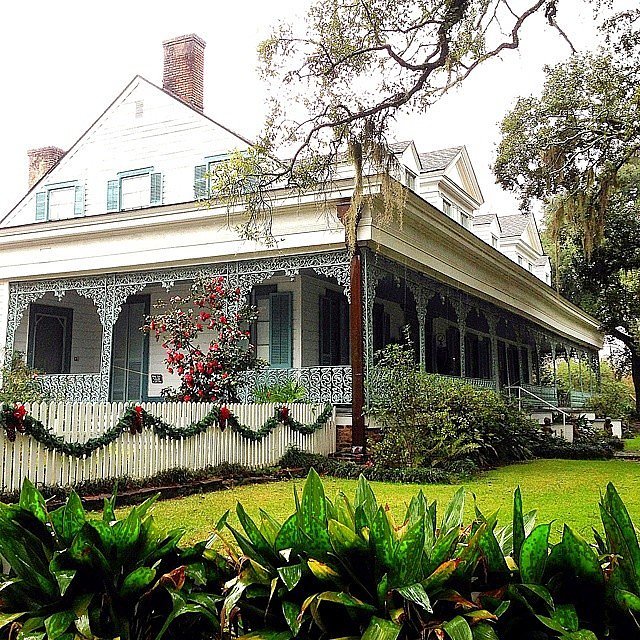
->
[2,473,640,639]
[0,479,228,640]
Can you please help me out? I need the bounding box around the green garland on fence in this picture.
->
[0,402,334,459]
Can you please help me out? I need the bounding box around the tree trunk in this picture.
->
[631,350,640,416]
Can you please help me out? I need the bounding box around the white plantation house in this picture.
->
[0,34,602,448]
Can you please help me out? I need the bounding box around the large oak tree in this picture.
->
[210,0,592,250]
[541,162,640,412]
[495,9,640,255]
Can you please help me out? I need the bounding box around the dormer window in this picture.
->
[405,169,417,191]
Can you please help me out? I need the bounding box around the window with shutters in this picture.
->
[35,181,84,221]
[107,168,162,212]
[269,291,293,368]
[193,153,238,200]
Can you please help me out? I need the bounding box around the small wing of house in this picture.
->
[496,213,552,284]
[415,145,483,230]
[1,75,250,228]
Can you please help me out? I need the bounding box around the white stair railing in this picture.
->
[504,385,571,433]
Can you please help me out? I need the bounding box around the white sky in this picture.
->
[0,0,621,217]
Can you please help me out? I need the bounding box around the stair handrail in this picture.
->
[504,385,571,432]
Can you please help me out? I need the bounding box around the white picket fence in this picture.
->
[0,402,336,492]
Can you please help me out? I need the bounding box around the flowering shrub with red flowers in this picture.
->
[143,277,263,403]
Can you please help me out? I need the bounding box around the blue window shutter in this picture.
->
[150,172,162,205]
[35,192,47,221]
[107,180,120,211]
[73,185,85,216]
[269,292,293,368]
[194,164,207,199]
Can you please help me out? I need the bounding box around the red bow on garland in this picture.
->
[277,406,289,423]
[219,406,231,431]
[4,404,28,442]
[130,405,144,435]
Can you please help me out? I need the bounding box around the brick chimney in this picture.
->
[27,146,65,189]
[162,34,206,113]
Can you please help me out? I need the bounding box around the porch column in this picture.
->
[551,343,557,397]
[98,278,118,402]
[566,347,572,406]
[416,289,427,369]
[488,314,500,389]
[457,300,467,378]
[578,351,585,394]
[350,248,366,451]
[517,328,525,384]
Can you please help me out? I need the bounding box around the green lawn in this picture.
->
[625,436,640,451]
[123,459,640,544]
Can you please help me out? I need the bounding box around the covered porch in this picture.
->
[4,249,599,410]
[5,251,354,404]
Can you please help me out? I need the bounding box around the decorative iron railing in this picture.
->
[519,384,558,407]
[37,374,103,403]
[239,366,352,404]
[437,375,497,390]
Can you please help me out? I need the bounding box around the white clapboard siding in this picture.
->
[0,402,336,492]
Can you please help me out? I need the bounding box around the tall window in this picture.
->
[27,304,73,374]
[320,289,349,365]
[442,199,452,217]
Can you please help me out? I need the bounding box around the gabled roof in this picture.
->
[472,213,498,226]
[498,213,531,237]
[419,147,464,172]
[2,75,252,224]
[389,140,412,153]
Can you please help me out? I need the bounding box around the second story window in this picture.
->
[405,169,417,191]
[491,234,498,248]
[35,181,84,221]
[461,210,471,229]
[107,168,163,212]
[194,154,231,200]
[443,199,452,217]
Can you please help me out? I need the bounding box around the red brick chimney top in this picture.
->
[162,34,206,113]
[27,146,65,189]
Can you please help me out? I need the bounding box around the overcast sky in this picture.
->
[0,0,622,217]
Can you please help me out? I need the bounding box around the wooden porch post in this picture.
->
[350,248,366,451]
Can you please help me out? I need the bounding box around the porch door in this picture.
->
[110,295,149,401]
[319,290,349,365]
[28,304,73,374]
